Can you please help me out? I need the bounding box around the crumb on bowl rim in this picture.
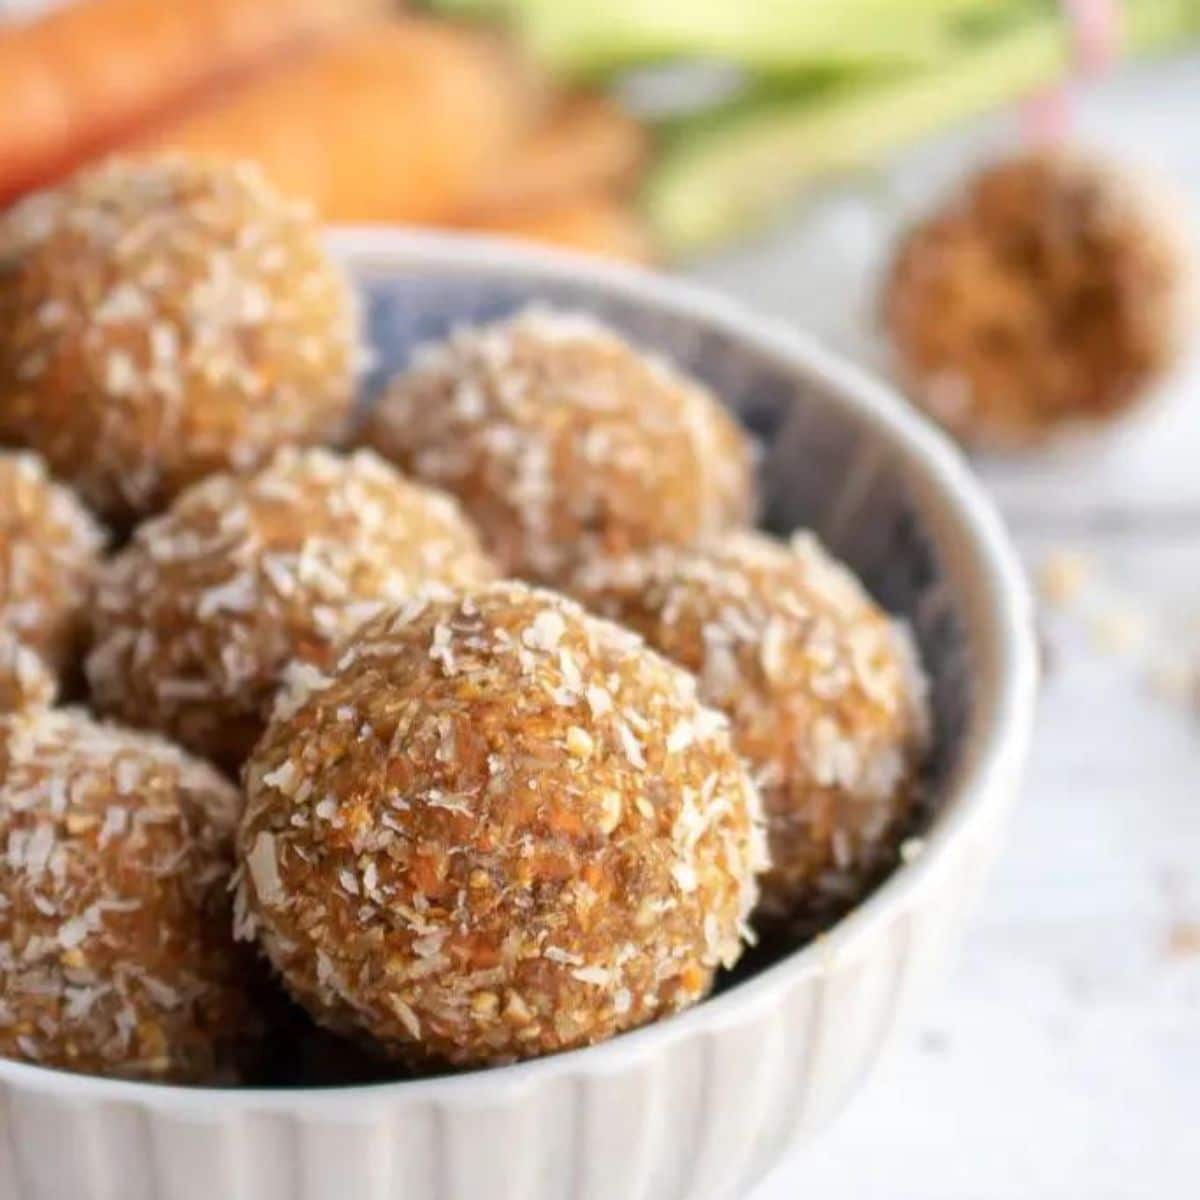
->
[0,227,1038,1113]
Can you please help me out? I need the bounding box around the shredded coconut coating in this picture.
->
[572,531,930,923]
[237,582,765,1068]
[0,451,105,681]
[87,447,497,772]
[0,707,259,1082]
[0,156,360,523]
[0,631,57,713]
[364,307,756,585]
[883,150,1192,448]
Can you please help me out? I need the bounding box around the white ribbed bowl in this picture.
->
[0,230,1037,1200]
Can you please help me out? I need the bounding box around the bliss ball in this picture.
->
[882,150,1193,448]
[0,450,105,681]
[364,308,756,585]
[0,156,360,523]
[236,582,765,1068]
[572,531,929,924]
[0,632,57,713]
[0,707,259,1083]
[87,447,496,772]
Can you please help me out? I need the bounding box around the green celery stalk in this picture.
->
[644,2,1200,257]
[1125,0,1200,48]
[421,0,512,15]
[425,0,1009,76]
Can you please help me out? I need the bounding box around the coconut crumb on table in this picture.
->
[1164,920,1200,960]
[1037,548,1095,609]
[1146,659,1199,709]
[1035,545,1200,719]
[1088,605,1148,656]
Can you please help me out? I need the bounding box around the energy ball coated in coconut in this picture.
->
[572,531,929,924]
[0,707,258,1082]
[364,308,756,585]
[88,447,496,772]
[237,582,765,1067]
[882,150,1192,448]
[0,450,105,680]
[0,156,360,523]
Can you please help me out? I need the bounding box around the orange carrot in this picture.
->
[457,93,648,221]
[0,0,380,201]
[464,194,656,264]
[137,20,534,225]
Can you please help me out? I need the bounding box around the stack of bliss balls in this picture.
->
[0,155,929,1085]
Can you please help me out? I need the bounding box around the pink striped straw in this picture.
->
[1064,0,1123,71]
[1022,0,1123,142]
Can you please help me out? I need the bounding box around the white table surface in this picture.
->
[686,51,1200,1200]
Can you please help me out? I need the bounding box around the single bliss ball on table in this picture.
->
[364,307,756,585]
[236,582,765,1068]
[882,150,1192,448]
[87,447,496,772]
[0,707,259,1083]
[0,156,360,523]
[572,531,930,925]
[0,450,105,682]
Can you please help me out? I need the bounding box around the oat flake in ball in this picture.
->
[0,450,105,681]
[572,531,930,925]
[364,307,757,585]
[0,156,360,523]
[236,582,765,1068]
[0,707,258,1082]
[88,446,496,772]
[0,631,57,713]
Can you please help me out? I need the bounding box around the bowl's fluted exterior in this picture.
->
[0,790,1015,1200]
[0,230,1036,1200]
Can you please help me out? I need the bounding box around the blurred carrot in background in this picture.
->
[137,19,536,225]
[466,192,654,262]
[457,93,647,221]
[0,0,381,201]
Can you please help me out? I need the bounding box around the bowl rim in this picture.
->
[0,227,1037,1114]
